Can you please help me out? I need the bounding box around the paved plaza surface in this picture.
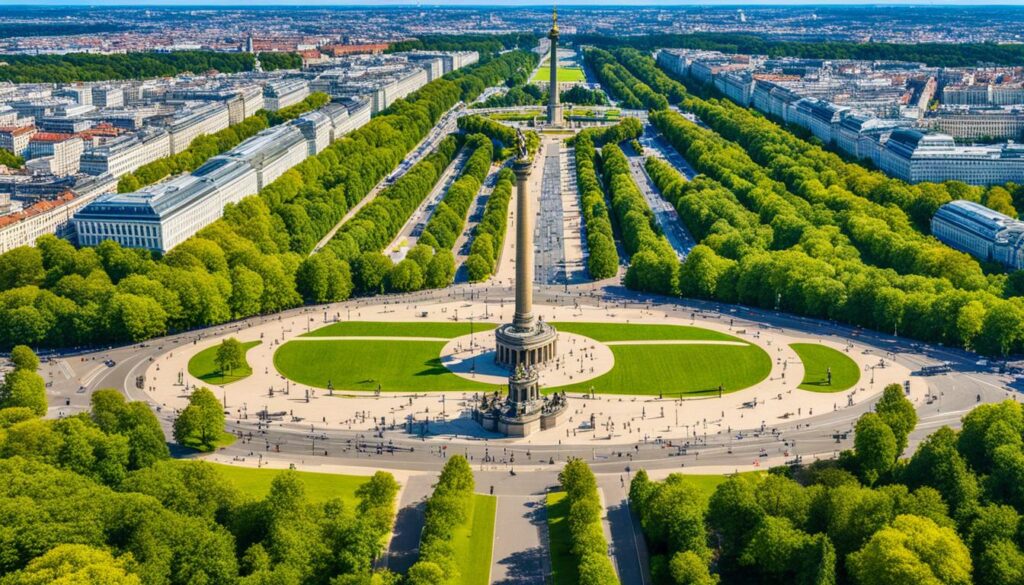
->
[137,289,919,449]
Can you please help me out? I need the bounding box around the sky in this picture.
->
[11,1,1024,6]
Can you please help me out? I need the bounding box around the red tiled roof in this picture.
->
[0,191,75,229]
[29,132,75,143]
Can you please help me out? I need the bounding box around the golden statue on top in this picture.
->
[551,4,559,35]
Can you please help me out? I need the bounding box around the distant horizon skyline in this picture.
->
[10,1,1024,7]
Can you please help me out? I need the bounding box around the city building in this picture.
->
[931,199,1024,270]
[25,133,84,176]
[91,85,124,109]
[263,79,310,111]
[79,129,171,177]
[75,158,258,252]
[0,125,36,157]
[878,129,1024,185]
[166,101,231,155]
[925,108,1024,142]
[74,98,371,252]
[0,174,117,253]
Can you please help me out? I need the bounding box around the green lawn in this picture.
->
[546,491,577,585]
[180,430,237,453]
[274,339,495,392]
[210,463,371,507]
[552,322,741,342]
[666,471,764,499]
[791,343,861,392]
[487,110,543,122]
[552,344,771,396]
[187,340,261,385]
[532,66,587,83]
[303,321,495,338]
[451,493,497,585]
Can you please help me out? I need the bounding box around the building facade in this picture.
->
[79,129,171,177]
[932,199,1024,270]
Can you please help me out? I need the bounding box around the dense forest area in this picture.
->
[573,32,1024,67]
[0,50,299,83]
[629,383,1024,585]
[386,33,538,57]
[0,50,538,350]
[0,345,400,584]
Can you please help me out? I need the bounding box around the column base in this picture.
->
[494,321,558,369]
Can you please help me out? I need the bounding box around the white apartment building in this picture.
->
[0,174,117,253]
[25,133,84,176]
[263,79,310,111]
[932,199,1024,270]
[879,129,1024,185]
[0,125,36,157]
[925,109,1024,142]
[166,102,231,155]
[92,86,124,109]
[71,97,373,252]
[80,129,171,177]
[75,158,258,252]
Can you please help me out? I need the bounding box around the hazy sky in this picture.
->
[12,1,1024,6]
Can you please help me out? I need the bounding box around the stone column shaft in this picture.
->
[513,159,534,330]
[547,32,562,126]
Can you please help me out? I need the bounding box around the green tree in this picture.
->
[214,337,245,376]
[875,384,917,456]
[669,551,718,585]
[847,515,971,585]
[9,345,39,372]
[0,247,44,290]
[0,543,141,585]
[172,387,224,450]
[0,368,47,416]
[855,413,897,485]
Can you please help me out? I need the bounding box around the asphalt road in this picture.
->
[535,142,568,286]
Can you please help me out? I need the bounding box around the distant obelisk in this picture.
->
[546,5,563,126]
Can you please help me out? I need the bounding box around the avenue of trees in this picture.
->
[256,51,303,72]
[630,386,1024,585]
[406,455,476,585]
[0,51,272,83]
[0,346,401,584]
[420,134,493,254]
[572,32,1024,67]
[558,459,621,585]
[644,115,1024,356]
[465,167,514,282]
[0,50,537,350]
[326,134,461,294]
[118,92,330,193]
[584,47,668,111]
[583,47,1024,356]
[574,130,620,280]
[457,113,539,160]
[602,143,680,295]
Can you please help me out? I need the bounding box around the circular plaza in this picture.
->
[144,289,922,446]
